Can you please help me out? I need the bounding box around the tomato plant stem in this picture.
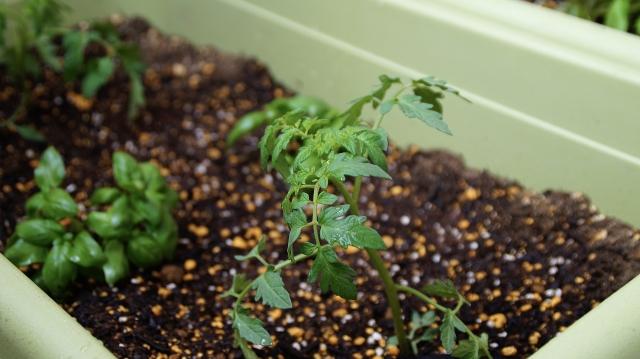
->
[333,179,412,357]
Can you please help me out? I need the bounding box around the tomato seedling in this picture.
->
[226,75,491,358]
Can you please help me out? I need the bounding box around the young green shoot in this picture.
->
[4,147,178,295]
[226,75,491,358]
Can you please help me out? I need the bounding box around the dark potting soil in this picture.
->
[2,16,640,359]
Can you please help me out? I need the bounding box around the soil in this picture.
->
[2,16,640,359]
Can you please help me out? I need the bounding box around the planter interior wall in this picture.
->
[1,0,639,358]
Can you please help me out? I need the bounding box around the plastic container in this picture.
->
[2,0,639,357]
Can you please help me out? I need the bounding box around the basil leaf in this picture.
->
[68,231,106,267]
[90,187,121,205]
[4,239,48,267]
[112,151,142,192]
[42,240,77,296]
[16,219,64,246]
[127,234,164,268]
[15,125,46,142]
[25,192,46,217]
[35,147,65,190]
[42,188,78,220]
[148,213,178,259]
[130,197,162,225]
[102,240,129,286]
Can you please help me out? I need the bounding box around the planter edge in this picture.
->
[0,255,115,359]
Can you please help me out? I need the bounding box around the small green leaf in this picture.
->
[272,127,296,163]
[422,279,460,299]
[16,219,64,246]
[379,99,394,115]
[398,94,451,135]
[148,213,178,259]
[227,112,267,148]
[87,198,131,238]
[359,130,388,171]
[127,234,164,268]
[605,0,630,31]
[42,188,78,220]
[452,338,480,359]
[235,235,267,262]
[90,187,121,205]
[374,128,389,151]
[319,211,385,249]
[26,193,46,217]
[127,71,145,119]
[264,98,290,120]
[291,192,310,209]
[308,246,357,300]
[414,328,438,346]
[68,231,106,267]
[327,153,390,180]
[317,192,338,205]
[233,308,272,346]
[413,85,444,114]
[82,57,115,98]
[286,95,331,117]
[300,242,316,256]
[131,197,162,225]
[440,310,457,353]
[15,125,46,142]
[35,147,65,190]
[102,240,129,286]
[284,209,307,255]
[411,310,436,329]
[112,151,142,191]
[42,240,76,296]
[372,75,401,107]
[35,34,62,72]
[4,239,48,267]
[253,270,292,309]
[62,31,92,81]
[259,124,277,169]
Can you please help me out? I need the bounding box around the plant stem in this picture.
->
[395,284,447,312]
[312,184,321,246]
[333,179,412,357]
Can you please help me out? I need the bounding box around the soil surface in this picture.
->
[2,17,640,359]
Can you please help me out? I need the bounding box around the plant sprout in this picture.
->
[226,75,492,358]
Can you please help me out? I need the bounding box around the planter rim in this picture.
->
[0,254,115,359]
[1,0,638,358]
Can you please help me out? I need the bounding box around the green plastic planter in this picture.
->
[1,0,639,358]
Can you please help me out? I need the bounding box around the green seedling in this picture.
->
[226,75,491,358]
[226,95,335,148]
[4,147,178,295]
[0,0,146,142]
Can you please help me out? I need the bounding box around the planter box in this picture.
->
[1,0,639,358]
